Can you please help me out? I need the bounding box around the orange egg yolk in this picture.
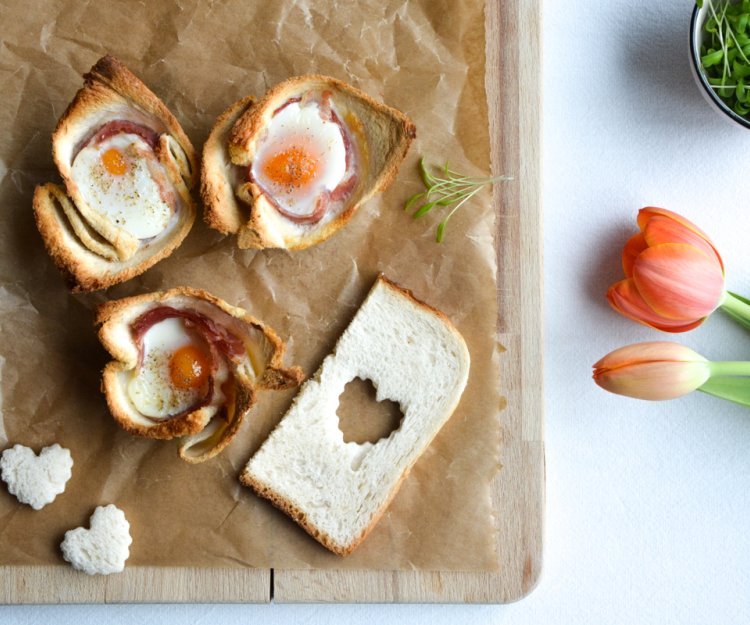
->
[169,345,211,390]
[101,148,128,176]
[262,146,319,188]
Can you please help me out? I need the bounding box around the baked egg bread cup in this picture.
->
[33,56,198,292]
[201,75,416,250]
[96,287,303,463]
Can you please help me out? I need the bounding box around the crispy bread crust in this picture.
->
[375,274,459,328]
[79,56,197,182]
[201,95,255,234]
[96,287,303,460]
[239,466,412,556]
[34,183,195,293]
[240,275,468,555]
[34,55,198,292]
[52,56,198,185]
[204,75,415,250]
[178,380,255,464]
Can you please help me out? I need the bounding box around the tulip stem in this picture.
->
[709,361,750,377]
[719,291,750,332]
[700,360,750,408]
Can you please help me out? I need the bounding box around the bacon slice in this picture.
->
[317,90,333,121]
[91,120,160,150]
[131,306,245,360]
[272,96,302,117]
[268,191,328,225]
[329,173,358,202]
[330,108,354,171]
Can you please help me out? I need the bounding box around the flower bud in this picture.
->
[607,208,725,332]
[593,342,711,400]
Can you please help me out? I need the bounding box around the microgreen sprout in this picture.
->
[404,158,511,242]
[697,0,750,116]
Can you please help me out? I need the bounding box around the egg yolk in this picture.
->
[169,345,210,390]
[101,148,128,176]
[262,147,319,188]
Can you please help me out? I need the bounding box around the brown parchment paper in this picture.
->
[0,0,503,571]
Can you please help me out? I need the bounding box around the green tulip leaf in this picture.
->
[699,377,750,407]
[720,291,750,332]
[727,290,750,306]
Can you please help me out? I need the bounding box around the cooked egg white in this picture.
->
[71,133,173,239]
[128,317,210,419]
[251,101,347,218]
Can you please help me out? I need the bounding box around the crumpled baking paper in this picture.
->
[0,0,501,570]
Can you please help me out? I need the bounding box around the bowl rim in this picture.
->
[690,2,750,129]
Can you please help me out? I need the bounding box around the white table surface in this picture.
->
[4,0,750,622]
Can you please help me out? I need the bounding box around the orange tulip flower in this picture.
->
[593,342,712,400]
[607,207,725,332]
[593,341,750,406]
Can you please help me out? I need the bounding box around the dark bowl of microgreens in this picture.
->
[691,0,750,128]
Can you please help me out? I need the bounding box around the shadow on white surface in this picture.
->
[0,603,524,625]
[620,4,713,128]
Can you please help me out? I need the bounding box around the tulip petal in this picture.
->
[593,359,712,400]
[637,207,724,274]
[637,207,711,241]
[633,244,724,320]
[593,341,708,370]
[642,215,724,274]
[606,279,706,332]
[622,233,647,278]
[593,341,711,402]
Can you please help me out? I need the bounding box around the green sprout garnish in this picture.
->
[404,158,511,243]
[697,0,750,117]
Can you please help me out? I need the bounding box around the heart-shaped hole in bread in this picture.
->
[336,377,404,445]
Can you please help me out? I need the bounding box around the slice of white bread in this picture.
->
[241,275,470,555]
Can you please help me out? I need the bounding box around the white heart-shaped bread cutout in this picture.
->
[61,505,132,575]
[0,444,73,510]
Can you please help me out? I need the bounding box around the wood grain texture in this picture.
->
[0,567,270,603]
[272,0,545,604]
[0,0,542,605]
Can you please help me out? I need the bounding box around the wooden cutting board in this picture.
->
[0,0,543,604]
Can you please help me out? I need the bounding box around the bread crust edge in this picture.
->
[201,95,256,235]
[33,183,196,293]
[240,463,414,557]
